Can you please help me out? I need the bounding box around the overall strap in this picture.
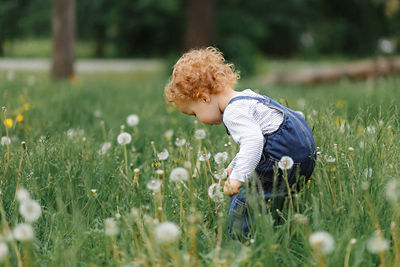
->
[227,95,267,105]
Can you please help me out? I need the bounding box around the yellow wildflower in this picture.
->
[335,99,348,109]
[69,74,78,85]
[16,115,24,122]
[23,103,30,111]
[357,125,365,135]
[4,118,13,128]
[335,117,346,128]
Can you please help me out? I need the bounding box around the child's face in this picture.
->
[175,95,223,125]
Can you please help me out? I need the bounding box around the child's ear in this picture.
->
[198,92,211,103]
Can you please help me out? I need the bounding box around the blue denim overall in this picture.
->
[226,94,316,238]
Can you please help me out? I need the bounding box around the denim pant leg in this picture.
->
[227,188,250,239]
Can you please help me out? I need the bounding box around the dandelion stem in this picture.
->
[14,143,26,201]
[123,145,129,176]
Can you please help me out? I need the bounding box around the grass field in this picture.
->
[0,69,399,266]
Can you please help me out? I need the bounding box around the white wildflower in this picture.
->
[194,129,206,140]
[19,199,42,223]
[99,142,112,155]
[16,188,30,203]
[208,183,224,202]
[348,147,354,152]
[378,38,395,54]
[157,149,169,160]
[170,167,189,182]
[104,218,119,237]
[94,110,102,118]
[309,231,335,254]
[366,126,376,135]
[117,132,132,145]
[0,242,8,262]
[214,152,228,165]
[197,152,211,162]
[13,223,34,242]
[213,169,227,180]
[1,137,11,146]
[278,156,294,170]
[155,222,181,244]
[126,114,139,127]
[367,230,389,254]
[147,179,162,192]
[164,129,174,139]
[385,179,400,201]
[175,138,186,147]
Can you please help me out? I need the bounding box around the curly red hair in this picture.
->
[165,47,239,103]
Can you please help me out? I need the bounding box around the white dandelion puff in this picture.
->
[385,179,400,201]
[104,218,119,237]
[348,147,354,152]
[16,188,30,203]
[214,152,228,165]
[378,38,395,54]
[99,142,112,155]
[208,183,224,202]
[194,129,206,140]
[294,213,309,225]
[175,138,186,147]
[67,129,85,139]
[197,152,211,162]
[13,223,34,242]
[170,167,189,182]
[0,242,9,262]
[19,199,42,223]
[94,110,102,118]
[147,179,162,192]
[183,161,192,169]
[326,156,336,163]
[164,129,174,139]
[278,156,294,170]
[117,132,132,145]
[126,114,139,127]
[155,222,181,244]
[309,231,335,254]
[1,137,11,146]
[213,169,227,180]
[157,149,169,160]
[367,230,390,254]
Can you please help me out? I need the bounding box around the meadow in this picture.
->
[0,68,399,266]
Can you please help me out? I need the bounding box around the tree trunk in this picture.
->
[51,0,75,80]
[0,40,3,57]
[184,0,215,51]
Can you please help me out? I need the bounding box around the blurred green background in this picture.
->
[0,0,399,75]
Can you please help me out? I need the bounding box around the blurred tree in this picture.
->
[51,0,75,79]
[184,0,215,50]
[0,0,24,56]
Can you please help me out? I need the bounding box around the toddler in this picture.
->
[164,47,316,238]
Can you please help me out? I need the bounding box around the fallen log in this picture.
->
[269,56,400,85]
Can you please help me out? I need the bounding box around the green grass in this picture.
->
[0,69,399,266]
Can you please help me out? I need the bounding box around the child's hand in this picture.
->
[223,179,242,196]
[219,168,232,186]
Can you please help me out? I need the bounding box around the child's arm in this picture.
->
[223,178,242,196]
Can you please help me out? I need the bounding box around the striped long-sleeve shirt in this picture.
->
[223,89,284,183]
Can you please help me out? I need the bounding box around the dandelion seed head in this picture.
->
[126,114,139,127]
[197,152,211,162]
[117,132,132,145]
[170,167,189,182]
[94,110,102,118]
[294,213,309,225]
[367,230,389,254]
[309,231,335,254]
[0,136,11,146]
[213,169,227,180]
[155,222,181,244]
[13,223,34,242]
[326,156,336,163]
[278,156,294,170]
[157,149,169,160]
[0,242,9,261]
[104,218,119,237]
[214,152,228,165]
[16,188,30,203]
[348,147,354,152]
[115,213,121,220]
[194,129,206,140]
[147,179,162,192]
[184,161,192,169]
[175,138,186,147]
[164,129,174,140]
[350,238,357,245]
[208,183,224,202]
[385,179,400,201]
[99,142,112,155]
[19,199,42,223]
